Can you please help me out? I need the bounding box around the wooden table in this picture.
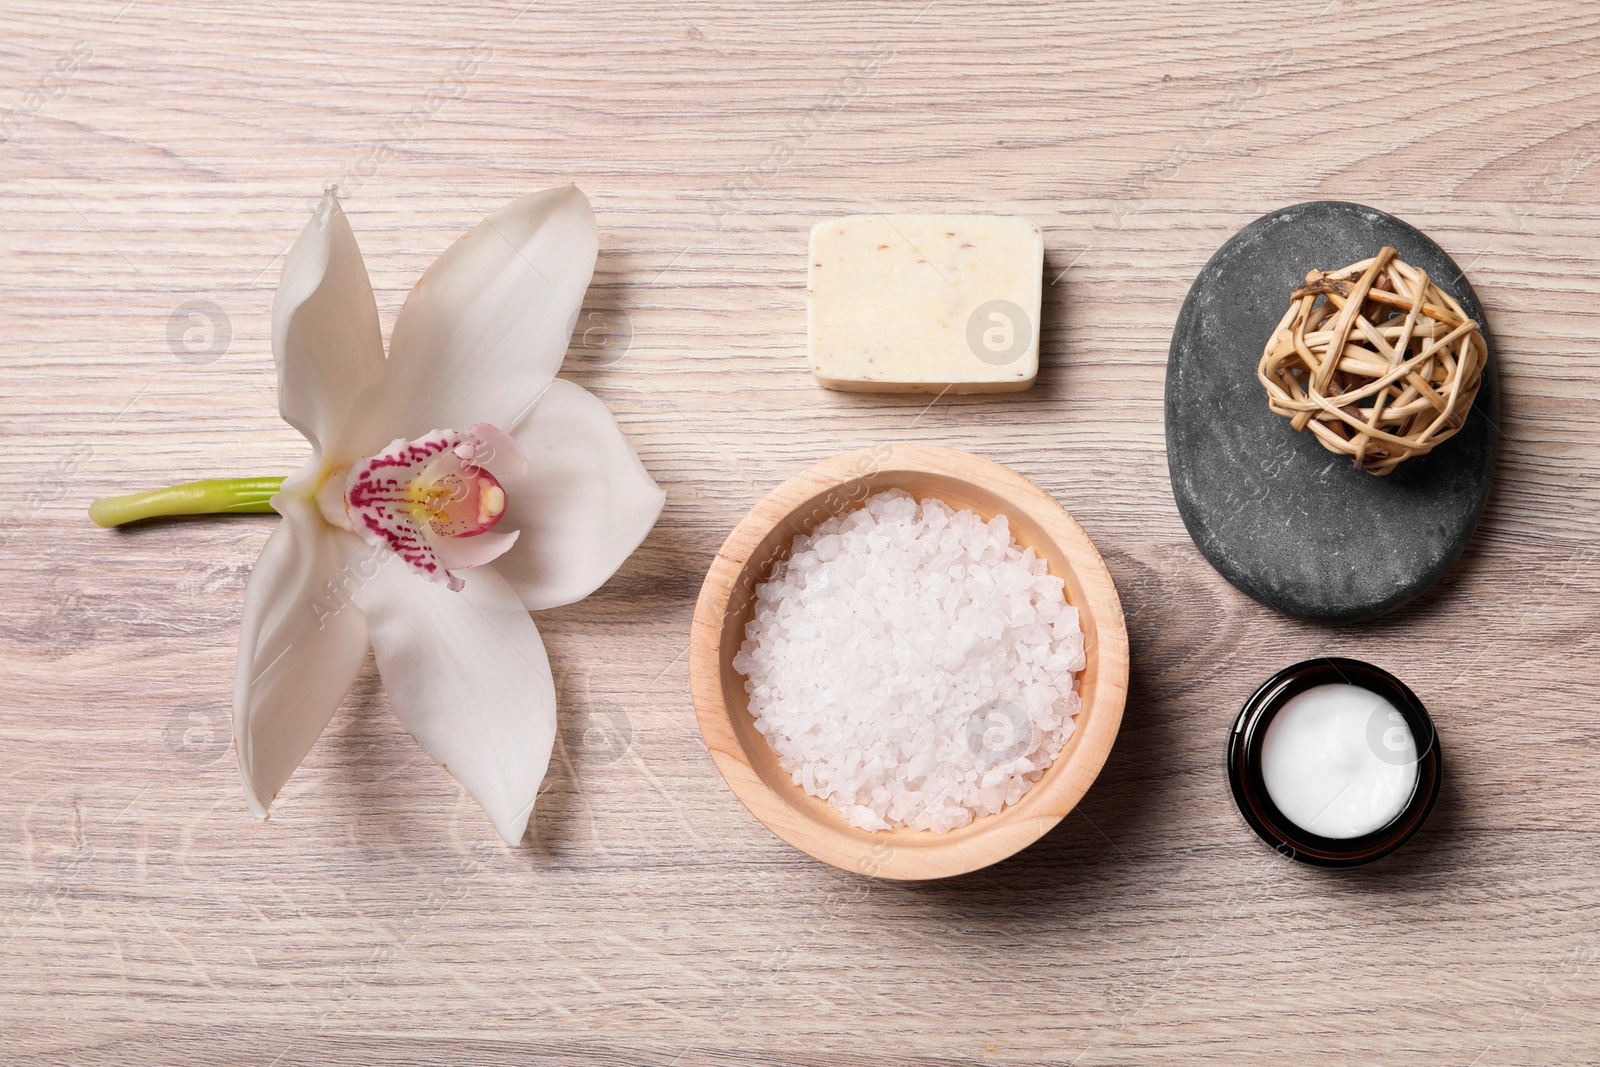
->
[4,2,1597,1062]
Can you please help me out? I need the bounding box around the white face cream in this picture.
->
[1260,683,1419,839]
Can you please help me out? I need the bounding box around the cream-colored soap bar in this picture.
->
[807,214,1043,393]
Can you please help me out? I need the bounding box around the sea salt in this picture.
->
[732,490,1086,833]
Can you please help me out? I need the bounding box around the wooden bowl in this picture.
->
[690,445,1129,880]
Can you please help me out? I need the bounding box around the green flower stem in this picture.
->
[89,477,285,528]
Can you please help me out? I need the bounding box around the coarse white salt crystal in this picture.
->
[734,490,1086,834]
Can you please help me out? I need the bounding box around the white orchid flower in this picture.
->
[91,185,664,844]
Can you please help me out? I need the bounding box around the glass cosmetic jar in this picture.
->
[1228,657,1442,867]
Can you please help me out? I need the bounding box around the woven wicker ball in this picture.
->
[1257,246,1487,476]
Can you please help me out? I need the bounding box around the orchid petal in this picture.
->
[234,487,370,819]
[344,185,598,457]
[459,422,528,480]
[273,190,386,465]
[350,561,556,845]
[429,528,520,572]
[493,380,665,611]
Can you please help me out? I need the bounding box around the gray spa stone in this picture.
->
[1165,201,1498,622]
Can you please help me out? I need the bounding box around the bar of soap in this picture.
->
[807,214,1043,393]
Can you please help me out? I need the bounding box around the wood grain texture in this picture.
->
[688,444,1129,881]
[2,0,1599,1062]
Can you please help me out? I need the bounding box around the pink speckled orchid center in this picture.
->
[342,423,527,591]
[399,452,506,538]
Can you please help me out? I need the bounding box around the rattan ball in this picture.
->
[1258,246,1486,476]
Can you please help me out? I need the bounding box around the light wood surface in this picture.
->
[689,445,1129,881]
[3,1,1599,1062]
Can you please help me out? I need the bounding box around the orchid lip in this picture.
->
[344,426,525,589]
[416,459,507,538]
